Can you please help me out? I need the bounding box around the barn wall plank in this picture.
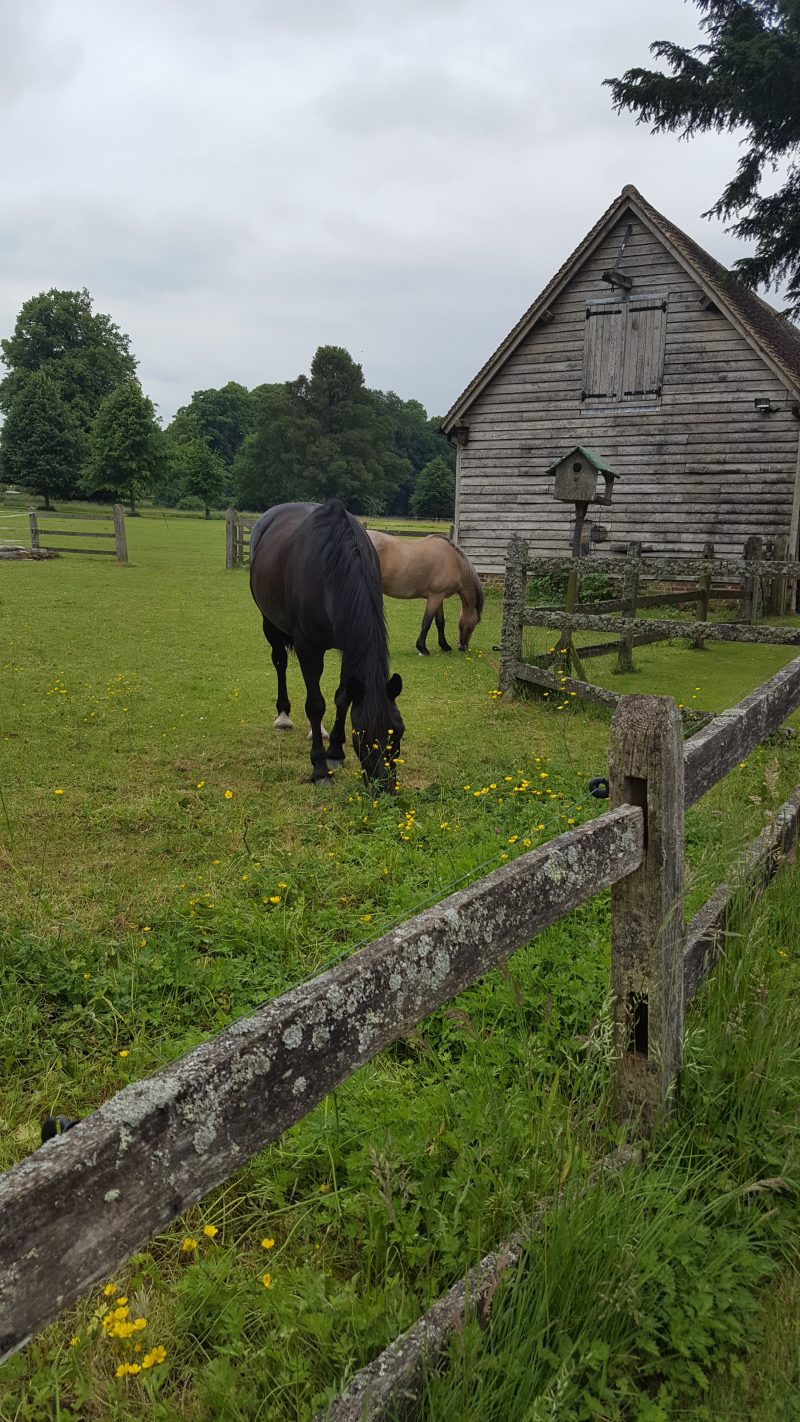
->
[453,214,800,572]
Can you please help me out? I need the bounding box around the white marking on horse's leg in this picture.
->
[307,721,329,739]
[274,712,294,731]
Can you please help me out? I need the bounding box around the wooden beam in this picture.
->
[0,806,644,1362]
[529,610,800,648]
[684,786,800,1003]
[683,653,800,807]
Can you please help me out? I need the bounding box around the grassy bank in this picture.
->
[1,508,799,1419]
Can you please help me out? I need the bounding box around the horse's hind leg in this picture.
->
[416,596,444,656]
[434,604,452,653]
[295,643,329,782]
[262,617,293,729]
[326,674,351,766]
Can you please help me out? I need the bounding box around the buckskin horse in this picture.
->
[367,530,484,655]
[249,500,404,789]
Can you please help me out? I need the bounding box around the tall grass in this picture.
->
[415,861,800,1422]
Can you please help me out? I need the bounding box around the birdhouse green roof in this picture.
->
[545,446,619,478]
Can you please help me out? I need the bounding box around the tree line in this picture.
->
[0,289,456,519]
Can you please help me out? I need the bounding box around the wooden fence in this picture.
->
[225,509,254,568]
[500,535,800,708]
[1,659,799,1393]
[27,506,127,563]
[224,513,455,568]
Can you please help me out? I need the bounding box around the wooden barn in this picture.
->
[442,184,800,574]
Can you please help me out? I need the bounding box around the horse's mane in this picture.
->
[314,499,389,714]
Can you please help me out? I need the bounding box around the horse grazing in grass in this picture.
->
[367,531,484,655]
[249,500,404,790]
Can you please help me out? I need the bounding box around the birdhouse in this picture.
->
[547,447,618,506]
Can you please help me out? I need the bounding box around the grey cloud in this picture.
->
[0,0,772,423]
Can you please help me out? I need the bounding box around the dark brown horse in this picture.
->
[249,500,404,790]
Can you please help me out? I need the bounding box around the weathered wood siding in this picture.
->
[454,211,800,572]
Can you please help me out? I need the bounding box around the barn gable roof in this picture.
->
[441,184,800,431]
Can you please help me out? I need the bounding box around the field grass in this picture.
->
[1,507,800,1420]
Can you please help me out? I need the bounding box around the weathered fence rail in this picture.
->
[2,658,800,1403]
[27,506,127,562]
[225,509,254,568]
[501,533,800,706]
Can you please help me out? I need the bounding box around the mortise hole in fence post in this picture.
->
[499,533,528,698]
[610,695,685,1135]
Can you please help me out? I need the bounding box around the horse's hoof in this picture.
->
[274,713,294,731]
[417,649,430,657]
[440,645,453,654]
[307,723,329,740]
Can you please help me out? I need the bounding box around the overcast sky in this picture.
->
[1,0,756,424]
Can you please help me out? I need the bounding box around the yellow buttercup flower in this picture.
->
[261,1237,275,1250]
[202,1224,218,1238]
[224,789,233,799]
[262,1272,272,1288]
[181,1236,198,1253]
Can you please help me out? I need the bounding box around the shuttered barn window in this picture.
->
[582,296,667,410]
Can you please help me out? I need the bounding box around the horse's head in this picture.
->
[458,576,484,652]
[349,673,404,793]
[457,565,483,654]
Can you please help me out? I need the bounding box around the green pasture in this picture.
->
[1,509,800,1420]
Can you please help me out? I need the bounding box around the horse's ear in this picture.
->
[348,676,365,703]
[386,673,402,700]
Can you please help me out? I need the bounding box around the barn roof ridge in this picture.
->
[441,185,800,430]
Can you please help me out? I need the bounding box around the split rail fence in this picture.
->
[27,506,128,563]
[2,661,800,1415]
[224,513,455,568]
[501,534,800,710]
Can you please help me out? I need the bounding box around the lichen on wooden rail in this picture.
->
[0,806,643,1362]
[684,654,800,807]
[526,556,800,581]
[684,786,800,1002]
[529,610,800,648]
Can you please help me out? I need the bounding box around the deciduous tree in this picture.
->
[0,369,82,508]
[84,381,162,515]
[177,439,227,517]
[409,456,455,520]
[0,289,137,443]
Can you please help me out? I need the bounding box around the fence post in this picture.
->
[609,695,685,1134]
[225,509,235,569]
[499,534,529,698]
[689,540,714,650]
[768,534,788,617]
[741,535,763,624]
[616,540,641,673]
[28,509,40,553]
[112,504,128,563]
